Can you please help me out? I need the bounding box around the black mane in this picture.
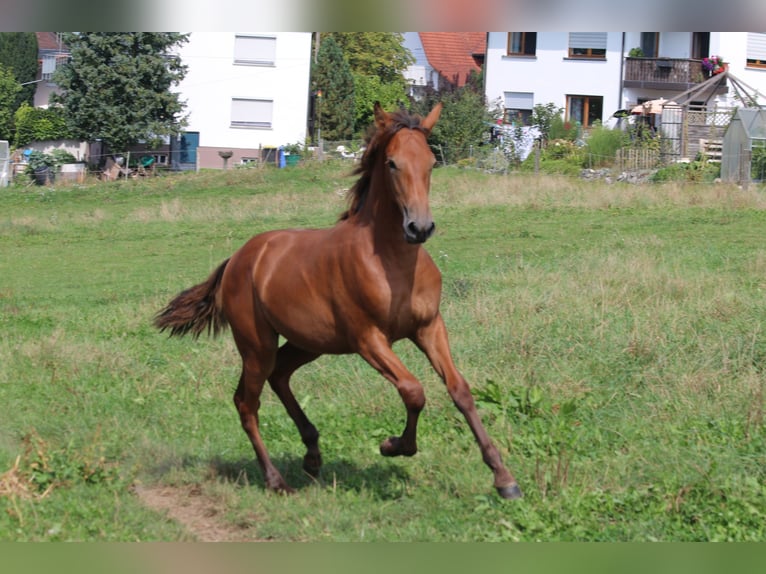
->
[339,109,428,221]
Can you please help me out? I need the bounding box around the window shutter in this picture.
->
[504,92,534,110]
[234,35,276,65]
[568,33,607,50]
[231,98,273,128]
[747,33,766,60]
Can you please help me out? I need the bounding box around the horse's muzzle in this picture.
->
[404,219,436,244]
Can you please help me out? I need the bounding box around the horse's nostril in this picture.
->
[407,221,419,234]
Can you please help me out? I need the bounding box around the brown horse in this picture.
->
[155,102,521,499]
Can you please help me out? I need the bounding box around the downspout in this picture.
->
[483,32,489,98]
[618,32,625,111]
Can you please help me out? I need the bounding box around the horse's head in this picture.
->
[374,102,442,244]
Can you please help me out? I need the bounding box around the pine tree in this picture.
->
[311,36,354,141]
[0,33,38,111]
[52,33,189,153]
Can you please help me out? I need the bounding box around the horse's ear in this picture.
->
[373,101,389,130]
[421,102,443,134]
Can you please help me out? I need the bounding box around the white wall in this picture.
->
[175,32,312,150]
[485,32,624,122]
[402,32,439,90]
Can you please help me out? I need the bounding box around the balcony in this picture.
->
[623,57,727,93]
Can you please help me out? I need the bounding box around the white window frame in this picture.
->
[231,98,273,129]
[234,35,276,66]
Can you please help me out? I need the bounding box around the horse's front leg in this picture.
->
[413,314,522,500]
[358,332,425,457]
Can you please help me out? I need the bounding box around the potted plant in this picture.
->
[702,55,726,75]
[25,150,56,185]
[628,47,645,58]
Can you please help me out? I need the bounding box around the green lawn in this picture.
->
[1,164,764,540]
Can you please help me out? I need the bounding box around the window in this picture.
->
[231,98,273,129]
[567,95,603,128]
[640,33,659,58]
[691,32,710,60]
[747,32,766,69]
[504,92,534,125]
[507,33,536,56]
[234,35,276,66]
[568,33,607,59]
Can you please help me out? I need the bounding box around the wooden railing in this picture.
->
[624,57,714,86]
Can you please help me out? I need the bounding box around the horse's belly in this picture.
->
[262,298,353,355]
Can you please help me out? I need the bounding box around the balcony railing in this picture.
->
[623,57,725,90]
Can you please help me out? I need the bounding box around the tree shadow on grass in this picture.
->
[207,454,414,501]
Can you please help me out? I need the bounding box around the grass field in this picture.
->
[1,163,764,541]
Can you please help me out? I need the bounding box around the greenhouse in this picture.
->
[721,107,766,183]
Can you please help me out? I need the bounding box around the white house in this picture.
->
[485,32,766,130]
[485,33,625,129]
[403,32,436,97]
[173,32,313,169]
[403,32,486,97]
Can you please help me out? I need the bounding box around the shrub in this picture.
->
[549,115,580,141]
[545,139,579,160]
[650,160,721,183]
[14,103,72,147]
[530,102,563,142]
[584,124,628,167]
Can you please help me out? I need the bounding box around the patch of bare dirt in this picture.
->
[133,484,253,542]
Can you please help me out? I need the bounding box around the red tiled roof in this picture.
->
[418,32,486,88]
[36,32,67,52]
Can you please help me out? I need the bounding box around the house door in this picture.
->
[179,131,199,168]
[641,33,659,57]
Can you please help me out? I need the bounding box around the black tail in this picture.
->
[154,259,230,339]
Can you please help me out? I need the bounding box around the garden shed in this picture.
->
[720,107,766,183]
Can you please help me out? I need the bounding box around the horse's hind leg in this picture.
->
[232,332,294,494]
[268,343,322,477]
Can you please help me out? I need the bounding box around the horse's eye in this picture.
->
[387,159,398,171]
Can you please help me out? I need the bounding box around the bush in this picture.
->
[50,149,78,165]
[14,103,72,147]
[584,124,628,167]
[544,139,580,160]
[751,146,766,181]
[530,102,563,142]
[549,116,580,141]
[650,160,721,183]
[25,150,56,173]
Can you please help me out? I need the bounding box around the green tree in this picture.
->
[311,36,354,141]
[353,73,406,132]
[411,84,493,163]
[323,33,413,86]
[52,33,189,153]
[324,33,413,133]
[0,63,22,141]
[0,32,38,111]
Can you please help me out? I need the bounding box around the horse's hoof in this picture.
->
[496,483,523,500]
[303,455,322,478]
[379,436,416,457]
